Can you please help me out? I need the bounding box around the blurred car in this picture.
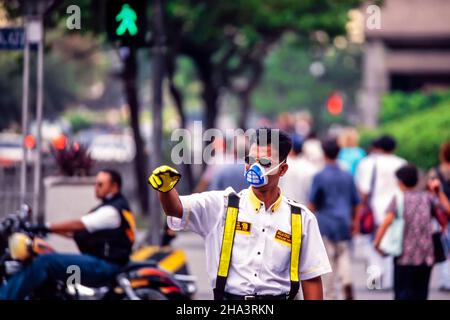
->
[0,133,23,166]
[0,133,57,167]
[88,134,136,163]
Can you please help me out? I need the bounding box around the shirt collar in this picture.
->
[102,192,119,203]
[248,187,283,213]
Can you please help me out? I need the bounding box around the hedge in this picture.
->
[360,102,450,169]
[380,90,450,124]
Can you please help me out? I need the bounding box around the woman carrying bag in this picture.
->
[374,164,450,300]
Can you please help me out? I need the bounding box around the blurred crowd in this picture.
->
[192,112,450,300]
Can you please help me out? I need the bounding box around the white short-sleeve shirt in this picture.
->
[355,153,406,225]
[167,186,332,295]
[80,205,121,233]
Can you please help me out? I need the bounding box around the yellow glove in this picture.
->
[148,165,181,193]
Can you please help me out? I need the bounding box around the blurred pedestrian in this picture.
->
[209,134,250,192]
[355,135,406,289]
[302,132,325,171]
[427,141,450,291]
[277,112,296,133]
[337,127,366,177]
[309,138,360,300]
[194,137,228,193]
[374,164,450,300]
[280,133,319,205]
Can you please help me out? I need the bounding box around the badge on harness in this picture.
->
[236,221,251,235]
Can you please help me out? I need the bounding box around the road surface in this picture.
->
[171,231,450,300]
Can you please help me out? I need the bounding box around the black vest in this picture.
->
[74,193,135,265]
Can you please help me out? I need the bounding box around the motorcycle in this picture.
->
[0,205,196,300]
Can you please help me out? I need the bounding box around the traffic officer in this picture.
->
[149,128,331,300]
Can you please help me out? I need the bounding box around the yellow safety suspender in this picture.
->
[214,194,240,300]
[289,204,302,299]
[214,194,302,300]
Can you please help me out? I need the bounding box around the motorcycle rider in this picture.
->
[0,169,136,300]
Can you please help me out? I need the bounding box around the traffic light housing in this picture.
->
[106,0,148,46]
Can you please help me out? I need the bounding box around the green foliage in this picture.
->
[165,0,364,127]
[0,52,22,130]
[380,90,450,124]
[167,0,362,47]
[360,102,450,169]
[66,113,93,133]
[0,46,106,131]
[252,34,361,129]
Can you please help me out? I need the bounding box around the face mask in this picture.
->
[244,161,284,188]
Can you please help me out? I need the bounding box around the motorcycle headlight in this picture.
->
[8,233,32,261]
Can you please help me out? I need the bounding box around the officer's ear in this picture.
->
[279,162,288,177]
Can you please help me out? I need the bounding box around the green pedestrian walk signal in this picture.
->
[115,4,138,36]
[106,0,148,46]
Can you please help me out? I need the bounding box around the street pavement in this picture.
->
[171,231,450,300]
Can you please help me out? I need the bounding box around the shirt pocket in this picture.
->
[231,231,255,265]
[267,233,292,273]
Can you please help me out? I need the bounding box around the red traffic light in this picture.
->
[326,92,343,115]
[52,134,67,150]
[24,134,36,149]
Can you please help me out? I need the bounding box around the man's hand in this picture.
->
[148,165,181,193]
[25,223,50,235]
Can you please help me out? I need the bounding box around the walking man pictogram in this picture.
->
[115,4,138,36]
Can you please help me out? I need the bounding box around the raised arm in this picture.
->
[158,188,183,218]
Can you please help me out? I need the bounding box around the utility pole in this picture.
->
[148,0,166,245]
[33,2,45,222]
[19,4,31,205]
[20,0,55,221]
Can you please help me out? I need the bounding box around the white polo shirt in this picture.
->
[355,153,406,225]
[167,186,332,296]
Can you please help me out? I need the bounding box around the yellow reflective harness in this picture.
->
[213,193,302,300]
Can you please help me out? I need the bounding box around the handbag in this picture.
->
[359,204,375,235]
[379,192,404,257]
[360,161,376,234]
[431,198,448,264]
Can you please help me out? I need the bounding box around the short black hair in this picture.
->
[321,138,340,160]
[373,135,396,152]
[395,164,418,188]
[100,169,122,189]
[252,127,292,162]
[440,142,450,163]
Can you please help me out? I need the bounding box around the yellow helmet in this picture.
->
[8,232,32,261]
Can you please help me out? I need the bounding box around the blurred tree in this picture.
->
[0,52,22,130]
[120,46,149,215]
[0,0,108,129]
[164,0,364,130]
[0,38,101,131]
[47,0,151,214]
[379,90,450,124]
[252,33,362,130]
